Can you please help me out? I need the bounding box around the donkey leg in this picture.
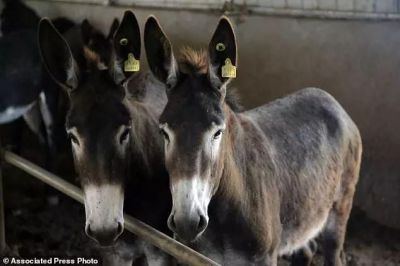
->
[143,242,172,266]
[38,91,57,169]
[102,252,133,266]
[101,240,142,266]
[321,210,347,266]
[322,143,361,266]
[290,239,317,266]
[322,187,356,266]
[258,249,278,266]
[38,91,55,154]
[22,102,46,144]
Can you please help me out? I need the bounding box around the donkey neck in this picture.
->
[125,74,167,180]
[123,75,171,231]
[215,105,281,250]
[219,105,277,200]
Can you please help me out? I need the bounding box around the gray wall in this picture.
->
[26,1,400,229]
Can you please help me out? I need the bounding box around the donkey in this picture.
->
[1,0,39,35]
[0,0,75,164]
[144,16,362,266]
[38,11,171,265]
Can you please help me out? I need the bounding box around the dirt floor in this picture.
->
[1,122,400,266]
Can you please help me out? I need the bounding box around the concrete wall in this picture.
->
[24,1,400,229]
[48,0,400,14]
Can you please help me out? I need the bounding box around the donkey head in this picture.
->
[145,16,237,242]
[38,11,141,246]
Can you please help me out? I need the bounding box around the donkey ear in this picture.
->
[107,18,120,40]
[144,16,177,84]
[112,10,141,84]
[208,16,237,87]
[81,19,96,45]
[38,18,79,91]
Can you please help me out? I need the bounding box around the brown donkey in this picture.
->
[38,12,171,265]
[144,16,361,266]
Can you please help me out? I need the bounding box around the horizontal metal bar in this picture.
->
[4,152,83,203]
[26,0,400,21]
[3,151,220,266]
[251,6,400,21]
[43,0,109,5]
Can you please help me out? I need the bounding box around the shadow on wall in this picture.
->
[25,0,400,230]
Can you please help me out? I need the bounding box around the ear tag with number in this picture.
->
[221,58,236,78]
[124,53,140,72]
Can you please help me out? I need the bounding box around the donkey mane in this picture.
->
[178,47,242,112]
[178,47,208,74]
[83,46,102,67]
[82,45,110,72]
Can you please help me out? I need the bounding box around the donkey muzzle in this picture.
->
[83,184,125,246]
[168,211,208,242]
[85,221,123,246]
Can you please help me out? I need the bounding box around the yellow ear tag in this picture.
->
[124,53,140,72]
[221,58,236,78]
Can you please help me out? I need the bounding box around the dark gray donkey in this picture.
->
[144,16,362,266]
[0,0,74,162]
[38,11,171,266]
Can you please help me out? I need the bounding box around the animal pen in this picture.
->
[1,0,400,265]
[0,146,220,266]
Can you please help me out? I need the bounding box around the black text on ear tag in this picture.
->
[124,53,140,72]
[221,58,236,78]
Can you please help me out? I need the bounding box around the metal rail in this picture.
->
[27,0,400,21]
[1,151,220,266]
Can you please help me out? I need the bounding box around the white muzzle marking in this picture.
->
[84,184,124,232]
[171,177,211,220]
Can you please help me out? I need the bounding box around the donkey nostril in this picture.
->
[117,222,124,236]
[85,224,93,238]
[197,215,208,233]
[168,214,177,231]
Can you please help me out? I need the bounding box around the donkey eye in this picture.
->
[119,127,130,145]
[166,83,174,91]
[67,132,79,145]
[160,128,170,142]
[213,129,223,140]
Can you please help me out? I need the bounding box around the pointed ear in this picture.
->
[111,10,141,84]
[208,16,237,87]
[108,18,120,40]
[38,18,79,92]
[81,19,95,45]
[144,16,177,85]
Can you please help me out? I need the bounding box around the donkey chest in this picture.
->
[124,176,171,231]
[192,204,270,263]
[191,230,264,266]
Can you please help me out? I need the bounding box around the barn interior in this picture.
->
[0,0,399,265]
